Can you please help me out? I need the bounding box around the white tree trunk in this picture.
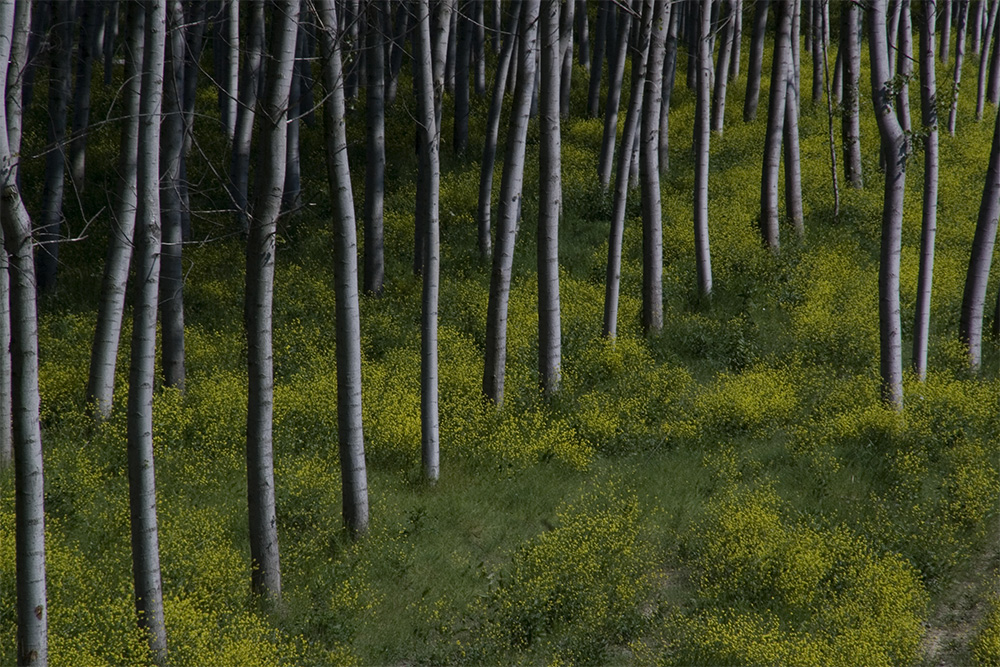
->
[694,0,714,298]
[642,0,668,335]
[760,0,791,249]
[229,0,265,233]
[539,0,562,395]
[597,2,633,190]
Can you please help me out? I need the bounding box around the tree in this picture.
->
[218,0,240,143]
[870,0,908,410]
[711,0,736,133]
[483,0,539,407]
[160,0,187,391]
[604,0,653,339]
[842,1,864,188]
[454,0,472,154]
[597,1,634,190]
[1,1,49,661]
[413,0,443,481]
[821,0,841,217]
[229,0,265,233]
[476,0,522,259]
[587,0,610,117]
[539,0,562,396]
[316,0,370,532]
[958,98,1000,371]
[783,17,804,237]
[659,2,679,173]
[744,0,771,121]
[68,0,103,191]
[87,0,145,419]
[694,0,713,298]
[974,0,998,120]
[127,0,169,658]
[365,0,386,295]
[914,0,940,381]
[642,0,669,335]
[760,0,792,249]
[948,0,970,134]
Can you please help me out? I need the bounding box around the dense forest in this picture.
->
[1,0,999,665]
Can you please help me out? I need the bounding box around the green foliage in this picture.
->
[973,590,1000,667]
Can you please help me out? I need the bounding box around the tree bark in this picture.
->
[711,0,735,133]
[743,0,770,121]
[365,0,386,295]
[229,0,265,233]
[870,0,908,410]
[642,0,668,335]
[597,1,634,190]
[68,0,103,190]
[127,0,169,658]
[483,0,539,407]
[88,0,144,419]
[812,0,825,103]
[975,0,997,119]
[605,0,653,339]
[219,0,239,143]
[959,97,1000,371]
[476,0,522,259]
[587,0,608,117]
[539,0,562,395]
[695,0,713,298]
[760,0,791,249]
[316,0,370,533]
[659,2,678,173]
[282,23,303,212]
[729,0,742,81]
[914,0,939,380]
[897,0,914,138]
[454,0,472,153]
[842,0,864,188]
[948,0,970,133]
[941,0,953,63]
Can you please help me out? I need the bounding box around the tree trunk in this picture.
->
[743,0,770,121]
[948,0,970,133]
[230,0,264,233]
[473,0,486,95]
[941,0,952,63]
[412,0,442,482]
[897,0,914,138]
[316,0,370,533]
[1,0,48,660]
[539,0,562,395]
[597,1,634,190]
[577,0,589,69]
[476,0,522,259]
[37,0,74,293]
[88,0,144,419]
[365,0,386,295]
[959,98,1000,371]
[127,0,169,658]
[483,0,539,407]
[842,0,863,187]
[660,2,678,173]
[605,0,653,339]
[386,0,410,105]
[975,0,997,119]
[559,0,574,117]
[454,0,472,154]
[69,0,103,190]
[914,0,939,380]
[812,0,825,103]
[282,23,303,212]
[870,0,908,410]
[760,0,791,249]
[695,0,713,298]
[5,0,31,186]
[988,1,1000,103]
[160,0,186,392]
[712,0,735,134]
[103,0,119,86]
[219,0,239,143]
[642,0,668,335]
[729,0,742,81]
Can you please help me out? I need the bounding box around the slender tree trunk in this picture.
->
[642,0,668,335]
[914,0,939,380]
[711,0,735,133]
[446,0,458,93]
[941,0,953,62]
[889,0,903,78]
[870,0,908,410]
[820,0,840,218]
[605,0,653,339]
[988,2,1000,102]
[897,0,914,138]
[5,0,31,185]
[219,0,239,143]
[948,0,970,133]
[282,23,303,212]
[386,1,409,105]
[812,0,824,103]
[959,100,1000,371]
[842,0,864,187]
[230,0,264,233]
[784,45,804,237]
[577,0,589,69]
[88,1,144,419]
[789,0,800,109]
[412,0,442,481]
[69,0,102,190]
[127,0,169,658]
[365,0,386,295]
[245,0,299,598]
[760,0,791,249]
[37,0,74,292]
[975,0,997,119]
[1,1,48,661]
[559,0,574,117]
[695,0,713,298]
[729,0,742,80]
[160,0,185,392]
[597,1,634,190]
[539,0,562,395]
[454,0,472,154]
[474,0,486,94]
[20,0,48,113]
[477,0,522,259]
[317,0,370,533]
[660,2,678,173]
[103,0,118,86]
[587,0,608,117]
[744,0,770,121]
[483,0,539,407]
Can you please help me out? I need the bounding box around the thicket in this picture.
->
[1,11,999,667]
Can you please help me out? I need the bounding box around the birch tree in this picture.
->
[744,0,770,121]
[597,1,634,190]
[642,0,669,334]
[230,0,265,232]
[483,0,539,407]
[365,0,386,295]
[870,0,908,410]
[539,0,562,396]
[843,0,864,187]
[316,0,370,532]
[759,0,791,249]
[127,0,169,657]
[694,0,713,297]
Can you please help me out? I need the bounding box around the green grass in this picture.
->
[1,23,999,667]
